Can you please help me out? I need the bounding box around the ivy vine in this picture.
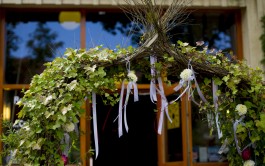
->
[1,1,265,166]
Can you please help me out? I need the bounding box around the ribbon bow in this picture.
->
[171,60,207,104]
[117,60,139,137]
[149,55,172,134]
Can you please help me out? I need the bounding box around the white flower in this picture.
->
[235,104,247,116]
[32,143,41,150]
[180,69,193,81]
[61,104,72,115]
[64,122,75,132]
[243,160,255,166]
[127,71,138,82]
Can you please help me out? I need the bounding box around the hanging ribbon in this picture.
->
[124,81,139,132]
[117,60,139,137]
[118,80,126,137]
[218,138,229,154]
[92,92,99,158]
[233,116,253,155]
[157,77,172,134]
[212,80,222,139]
[233,116,245,155]
[171,60,207,104]
[62,133,70,157]
[150,56,157,103]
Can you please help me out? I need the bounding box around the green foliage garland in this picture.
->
[1,1,265,165]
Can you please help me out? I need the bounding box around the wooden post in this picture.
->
[0,9,6,164]
[79,9,89,166]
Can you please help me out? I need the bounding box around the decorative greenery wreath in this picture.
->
[1,0,265,166]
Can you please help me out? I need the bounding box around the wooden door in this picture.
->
[157,85,229,166]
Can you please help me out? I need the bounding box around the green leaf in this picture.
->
[222,75,230,82]
[255,113,265,132]
[236,124,246,133]
[36,128,42,134]
[204,78,211,85]
[213,77,223,86]
[52,123,61,130]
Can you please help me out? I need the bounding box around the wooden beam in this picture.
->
[3,84,30,90]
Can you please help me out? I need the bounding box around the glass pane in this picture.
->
[169,12,237,57]
[91,94,157,166]
[3,90,24,123]
[86,11,141,49]
[5,11,80,84]
[191,103,225,163]
[165,95,183,162]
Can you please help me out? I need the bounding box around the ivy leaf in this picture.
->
[255,113,265,132]
[236,124,246,133]
[45,111,54,119]
[222,75,230,82]
[36,128,42,134]
[52,122,61,130]
[204,78,211,85]
[213,77,223,86]
[67,80,78,91]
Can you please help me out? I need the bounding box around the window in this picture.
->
[169,11,238,57]
[86,11,141,49]
[5,11,81,84]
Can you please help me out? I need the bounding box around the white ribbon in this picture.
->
[171,61,207,104]
[150,56,157,103]
[92,92,99,158]
[157,77,172,134]
[190,64,207,103]
[118,80,126,137]
[124,81,139,132]
[233,116,245,155]
[233,116,253,155]
[218,138,229,154]
[62,133,70,157]
[117,59,139,137]
[212,80,222,139]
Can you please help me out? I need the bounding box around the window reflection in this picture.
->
[86,11,141,49]
[5,11,80,84]
[3,90,24,123]
[165,95,183,162]
[169,12,237,56]
[191,103,225,163]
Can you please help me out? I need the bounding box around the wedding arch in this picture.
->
[2,0,265,165]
